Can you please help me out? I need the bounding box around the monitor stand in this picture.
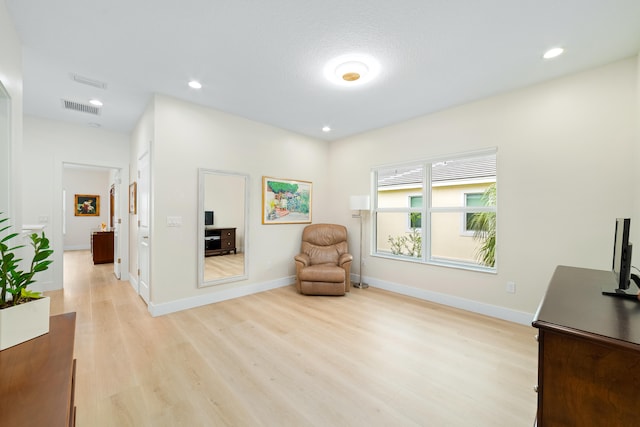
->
[602,273,640,300]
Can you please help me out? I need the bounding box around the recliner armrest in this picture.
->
[294,253,311,267]
[338,253,353,266]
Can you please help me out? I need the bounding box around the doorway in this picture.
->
[60,163,124,286]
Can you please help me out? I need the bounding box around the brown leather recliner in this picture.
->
[294,224,353,295]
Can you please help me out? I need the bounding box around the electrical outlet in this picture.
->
[506,281,516,294]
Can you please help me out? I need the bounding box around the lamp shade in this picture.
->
[350,195,370,210]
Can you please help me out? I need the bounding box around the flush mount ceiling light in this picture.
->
[543,47,565,59]
[322,126,331,132]
[89,99,103,107]
[188,80,202,89]
[324,54,381,87]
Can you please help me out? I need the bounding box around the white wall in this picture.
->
[63,168,111,250]
[0,1,22,223]
[142,95,330,312]
[328,57,639,320]
[634,55,640,256]
[128,100,155,290]
[130,58,639,322]
[22,116,130,291]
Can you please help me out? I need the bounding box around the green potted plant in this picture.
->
[0,213,54,350]
[468,183,496,268]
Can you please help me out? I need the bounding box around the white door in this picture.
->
[111,180,121,279]
[137,151,151,303]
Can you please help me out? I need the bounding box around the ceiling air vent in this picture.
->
[61,99,101,115]
[70,73,108,90]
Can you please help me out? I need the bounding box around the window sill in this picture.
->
[372,252,497,274]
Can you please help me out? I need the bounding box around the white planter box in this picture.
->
[0,296,50,350]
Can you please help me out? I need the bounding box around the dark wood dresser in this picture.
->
[91,230,114,264]
[204,227,237,256]
[0,312,77,426]
[532,266,640,426]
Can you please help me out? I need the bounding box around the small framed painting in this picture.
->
[75,194,100,216]
[129,182,137,214]
[262,176,312,224]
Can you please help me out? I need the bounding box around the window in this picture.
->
[464,192,484,233]
[409,195,422,229]
[373,150,497,271]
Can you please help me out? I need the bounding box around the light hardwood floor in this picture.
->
[204,253,244,281]
[47,250,538,426]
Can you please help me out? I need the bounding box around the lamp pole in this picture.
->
[354,208,368,289]
[350,195,370,289]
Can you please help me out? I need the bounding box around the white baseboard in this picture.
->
[147,276,295,317]
[128,273,139,293]
[63,245,91,251]
[140,273,532,325]
[363,276,534,326]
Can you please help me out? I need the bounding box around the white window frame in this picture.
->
[407,194,423,230]
[372,148,497,273]
[461,191,485,236]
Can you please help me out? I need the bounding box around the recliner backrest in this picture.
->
[301,224,348,265]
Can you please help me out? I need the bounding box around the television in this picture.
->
[205,211,214,226]
[602,218,640,299]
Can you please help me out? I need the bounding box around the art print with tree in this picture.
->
[262,177,312,224]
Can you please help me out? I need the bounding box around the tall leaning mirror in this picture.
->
[198,169,249,287]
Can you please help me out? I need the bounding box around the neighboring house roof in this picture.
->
[378,155,496,188]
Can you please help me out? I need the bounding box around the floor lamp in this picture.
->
[350,195,370,289]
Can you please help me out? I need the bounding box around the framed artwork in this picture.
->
[262,176,312,224]
[129,182,137,214]
[75,194,100,216]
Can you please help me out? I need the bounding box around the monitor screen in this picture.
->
[613,218,631,290]
[205,211,214,226]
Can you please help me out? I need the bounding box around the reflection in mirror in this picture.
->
[198,169,249,287]
[0,81,10,216]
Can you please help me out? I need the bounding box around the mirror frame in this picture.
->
[197,168,249,287]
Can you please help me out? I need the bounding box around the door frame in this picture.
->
[136,150,151,304]
[52,158,129,293]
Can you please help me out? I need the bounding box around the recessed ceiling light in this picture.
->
[543,47,564,59]
[324,54,381,87]
[188,80,202,89]
[89,99,103,107]
[322,126,331,132]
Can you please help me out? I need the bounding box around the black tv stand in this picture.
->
[602,273,640,300]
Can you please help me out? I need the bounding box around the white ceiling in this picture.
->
[6,0,640,141]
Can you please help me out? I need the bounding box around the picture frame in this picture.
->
[129,182,137,214]
[262,176,312,224]
[74,194,100,216]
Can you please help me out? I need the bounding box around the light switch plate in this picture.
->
[167,216,182,227]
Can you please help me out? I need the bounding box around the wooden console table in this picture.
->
[532,266,640,426]
[0,312,77,427]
